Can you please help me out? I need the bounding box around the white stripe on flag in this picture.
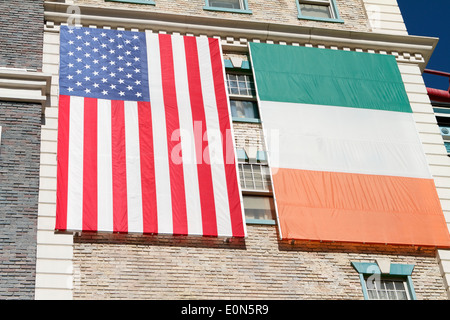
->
[66,96,84,231]
[196,37,232,237]
[172,34,203,235]
[97,99,114,232]
[125,101,144,233]
[260,101,432,179]
[146,31,173,234]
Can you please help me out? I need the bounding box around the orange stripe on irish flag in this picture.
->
[272,168,450,247]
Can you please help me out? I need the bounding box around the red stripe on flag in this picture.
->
[82,98,98,231]
[55,95,70,231]
[111,100,128,233]
[208,39,245,237]
[138,101,158,234]
[184,36,218,237]
[159,34,188,235]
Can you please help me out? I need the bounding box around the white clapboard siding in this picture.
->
[35,29,74,300]
[362,0,408,35]
[399,62,450,298]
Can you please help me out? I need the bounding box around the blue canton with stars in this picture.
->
[59,25,150,102]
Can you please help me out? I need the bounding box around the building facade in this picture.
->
[14,0,450,299]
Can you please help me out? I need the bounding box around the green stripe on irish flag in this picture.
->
[250,42,412,113]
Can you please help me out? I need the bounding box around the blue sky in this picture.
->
[397,0,450,90]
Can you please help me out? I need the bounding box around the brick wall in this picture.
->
[73,225,447,299]
[0,101,42,299]
[0,0,44,71]
[73,0,371,32]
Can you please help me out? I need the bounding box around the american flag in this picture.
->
[55,25,246,237]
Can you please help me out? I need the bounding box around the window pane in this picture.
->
[445,142,450,153]
[239,165,245,186]
[232,100,246,118]
[367,290,377,300]
[365,276,411,300]
[385,281,395,290]
[227,73,255,96]
[253,171,264,190]
[243,195,275,220]
[396,291,408,300]
[242,164,253,188]
[229,80,238,89]
[394,281,405,291]
[378,290,388,300]
[230,100,259,120]
[249,81,256,96]
[238,164,271,191]
[238,80,249,95]
[238,80,247,88]
[300,3,332,18]
[245,102,259,119]
[209,0,242,9]
[263,167,272,191]
[387,290,397,300]
[237,74,246,82]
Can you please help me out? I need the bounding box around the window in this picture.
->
[364,276,410,300]
[243,195,276,221]
[204,0,252,14]
[230,101,259,121]
[239,163,272,192]
[226,72,260,122]
[297,0,343,23]
[238,157,276,224]
[352,262,416,300]
[226,73,255,96]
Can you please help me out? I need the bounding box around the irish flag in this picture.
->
[249,43,450,247]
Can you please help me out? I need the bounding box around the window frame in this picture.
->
[203,0,253,14]
[242,194,277,225]
[238,162,272,192]
[237,154,276,225]
[296,0,344,23]
[226,73,256,98]
[351,262,417,300]
[226,70,260,123]
[230,99,260,123]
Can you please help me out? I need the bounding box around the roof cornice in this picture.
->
[44,1,438,70]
